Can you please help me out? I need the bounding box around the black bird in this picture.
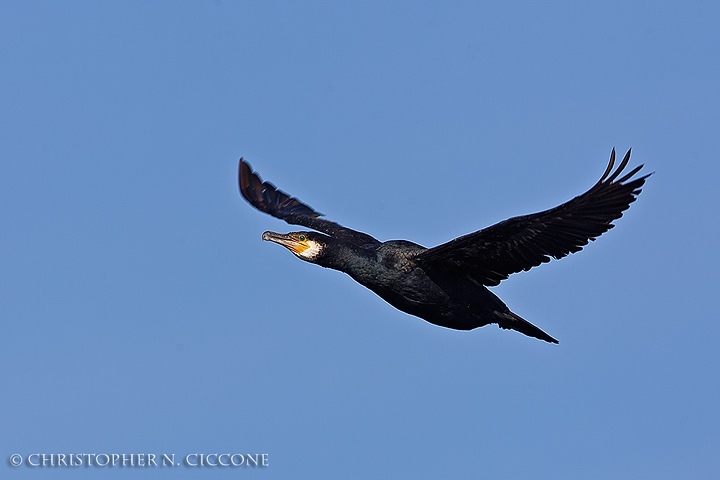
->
[238,150,649,343]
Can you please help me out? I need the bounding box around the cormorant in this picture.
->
[238,150,649,343]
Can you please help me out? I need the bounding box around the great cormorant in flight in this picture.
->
[239,150,649,343]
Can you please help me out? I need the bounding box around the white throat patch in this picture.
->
[296,239,323,260]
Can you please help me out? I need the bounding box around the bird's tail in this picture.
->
[495,311,559,344]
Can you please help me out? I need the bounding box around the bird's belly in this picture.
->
[350,268,501,331]
[354,272,461,322]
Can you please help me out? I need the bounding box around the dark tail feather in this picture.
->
[495,311,559,344]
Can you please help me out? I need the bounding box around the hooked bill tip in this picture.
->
[262,231,284,242]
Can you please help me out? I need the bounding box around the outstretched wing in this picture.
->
[416,149,650,286]
[238,158,380,247]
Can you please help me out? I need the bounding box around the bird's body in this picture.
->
[239,150,649,343]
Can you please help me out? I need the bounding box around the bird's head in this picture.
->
[261,231,326,262]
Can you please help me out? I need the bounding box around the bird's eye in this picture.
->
[298,235,306,242]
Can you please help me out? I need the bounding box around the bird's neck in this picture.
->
[315,240,376,276]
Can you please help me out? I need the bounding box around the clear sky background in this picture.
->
[2,2,719,479]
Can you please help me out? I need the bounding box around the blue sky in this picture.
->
[1,1,719,479]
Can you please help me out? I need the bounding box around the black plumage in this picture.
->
[238,149,650,343]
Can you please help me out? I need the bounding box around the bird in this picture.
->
[238,149,649,343]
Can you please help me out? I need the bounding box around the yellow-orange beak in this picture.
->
[262,231,311,256]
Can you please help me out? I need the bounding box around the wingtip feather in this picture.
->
[598,148,616,183]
